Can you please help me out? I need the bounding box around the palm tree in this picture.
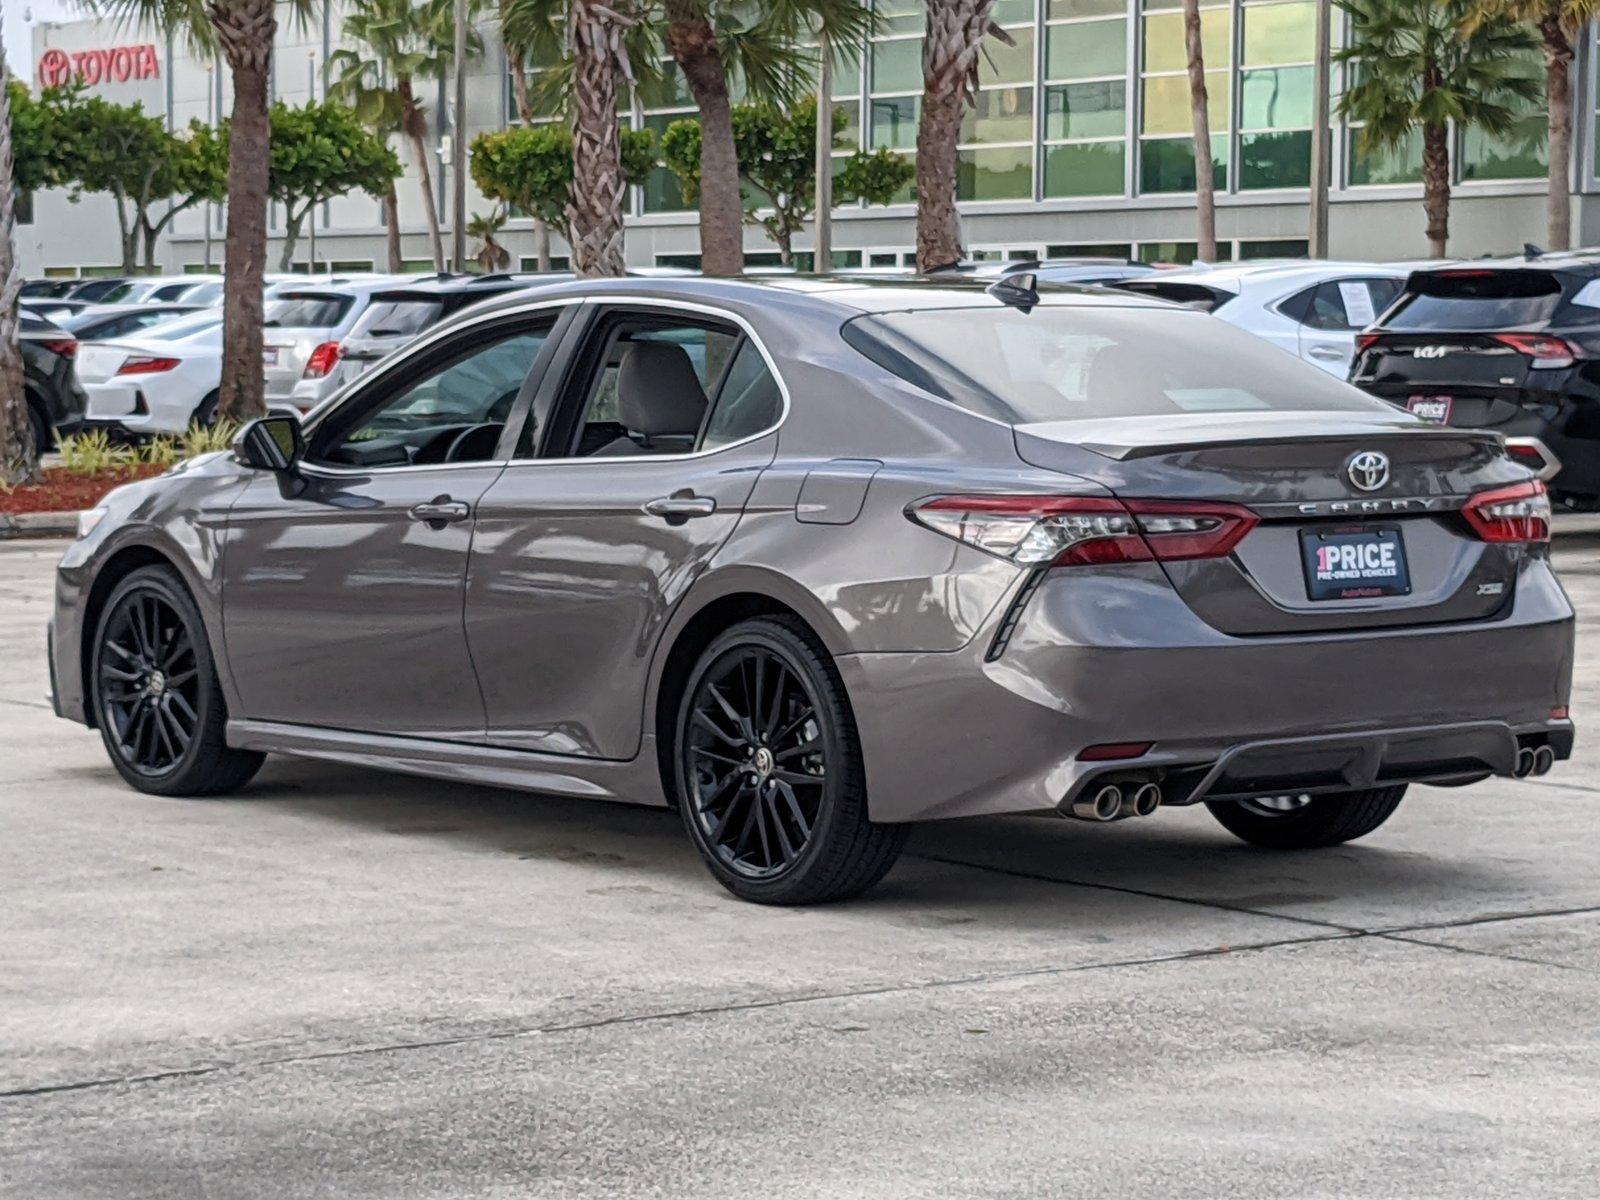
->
[0,31,39,487]
[1337,0,1539,257]
[656,1,873,276]
[567,0,640,276]
[916,2,1011,271]
[330,0,482,273]
[1467,0,1600,250]
[499,0,563,268]
[329,75,409,273]
[1182,0,1216,261]
[86,0,311,422]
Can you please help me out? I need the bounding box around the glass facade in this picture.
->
[510,0,1556,223]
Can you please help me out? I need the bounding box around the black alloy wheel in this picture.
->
[91,566,263,796]
[675,616,907,905]
[685,643,827,880]
[99,588,202,776]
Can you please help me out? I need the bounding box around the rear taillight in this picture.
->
[1491,333,1580,369]
[908,495,1258,567]
[115,355,179,376]
[40,338,78,358]
[1462,480,1550,544]
[1354,332,1383,354]
[303,341,342,379]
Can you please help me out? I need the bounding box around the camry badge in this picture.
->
[1347,450,1391,492]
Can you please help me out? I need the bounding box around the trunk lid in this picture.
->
[1015,414,1526,634]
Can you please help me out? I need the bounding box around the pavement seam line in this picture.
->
[0,928,1361,1102]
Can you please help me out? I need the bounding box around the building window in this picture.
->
[1043,1,1129,198]
[1238,0,1315,189]
[16,190,32,226]
[1237,236,1308,258]
[519,255,572,271]
[1139,0,1230,194]
[1459,48,1546,182]
[1047,241,1134,257]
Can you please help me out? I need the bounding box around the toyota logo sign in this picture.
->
[37,49,72,88]
[1347,450,1391,493]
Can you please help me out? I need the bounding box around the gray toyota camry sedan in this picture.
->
[49,276,1575,904]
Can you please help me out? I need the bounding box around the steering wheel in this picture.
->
[443,422,505,463]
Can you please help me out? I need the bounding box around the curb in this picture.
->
[0,511,80,540]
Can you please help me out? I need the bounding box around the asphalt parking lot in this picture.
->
[3,529,1599,1199]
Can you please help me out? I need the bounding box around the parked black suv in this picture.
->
[20,312,88,453]
[1349,255,1600,505]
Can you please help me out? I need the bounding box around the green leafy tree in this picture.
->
[1337,0,1539,257]
[85,0,318,423]
[654,0,873,276]
[325,69,408,271]
[330,0,484,272]
[661,96,913,266]
[1,36,39,486]
[137,120,228,271]
[267,101,401,271]
[469,122,658,237]
[1467,0,1600,250]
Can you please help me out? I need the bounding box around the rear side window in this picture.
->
[702,339,782,450]
[1384,271,1563,330]
[1285,278,1404,331]
[265,294,354,328]
[350,299,444,340]
[844,305,1395,425]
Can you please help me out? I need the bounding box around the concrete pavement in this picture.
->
[2,530,1598,1198]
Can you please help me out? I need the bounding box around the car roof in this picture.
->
[458,274,1179,324]
[1139,260,1417,294]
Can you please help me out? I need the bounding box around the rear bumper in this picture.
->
[838,559,1575,823]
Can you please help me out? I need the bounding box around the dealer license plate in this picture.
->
[1406,395,1452,424]
[1300,526,1411,601]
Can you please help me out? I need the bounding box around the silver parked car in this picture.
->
[51,277,1575,904]
[262,279,402,411]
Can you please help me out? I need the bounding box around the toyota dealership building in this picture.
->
[17,1,1600,276]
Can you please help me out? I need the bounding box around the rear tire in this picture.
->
[90,565,264,797]
[192,391,220,429]
[674,615,908,905]
[28,403,51,455]
[1206,785,1407,850]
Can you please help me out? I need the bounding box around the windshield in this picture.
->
[844,305,1397,424]
[349,298,443,341]
[138,313,222,342]
[265,294,354,328]
[178,282,224,306]
[1383,270,1564,331]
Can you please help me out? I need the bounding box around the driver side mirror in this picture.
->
[233,415,305,473]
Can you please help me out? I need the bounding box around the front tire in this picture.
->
[90,565,263,796]
[674,616,907,904]
[1206,785,1407,850]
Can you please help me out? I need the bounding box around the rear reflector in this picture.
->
[115,355,179,376]
[1491,333,1580,370]
[1551,706,1570,720]
[908,494,1258,568]
[39,338,78,358]
[302,340,342,379]
[1462,480,1551,544]
[1077,742,1154,762]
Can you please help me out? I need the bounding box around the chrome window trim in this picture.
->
[297,293,794,475]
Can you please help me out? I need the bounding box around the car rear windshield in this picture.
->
[1109,280,1234,312]
[265,293,354,328]
[348,298,443,340]
[1382,270,1564,330]
[843,305,1393,425]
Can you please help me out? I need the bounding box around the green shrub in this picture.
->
[178,421,239,460]
[56,430,135,476]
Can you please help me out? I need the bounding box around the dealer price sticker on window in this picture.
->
[1300,526,1412,601]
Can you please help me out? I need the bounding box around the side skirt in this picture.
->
[226,719,667,807]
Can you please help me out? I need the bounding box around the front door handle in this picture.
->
[644,493,717,524]
[409,495,471,528]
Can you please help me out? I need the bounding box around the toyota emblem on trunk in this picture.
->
[1347,450,1391,492]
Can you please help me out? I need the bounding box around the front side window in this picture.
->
[315,323,552,469]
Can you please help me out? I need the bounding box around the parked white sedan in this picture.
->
[1114,261,1414,376]
[76,312,224,435]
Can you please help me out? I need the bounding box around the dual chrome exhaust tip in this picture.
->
[1070,780,1162,822]
[1513,745,1556,779]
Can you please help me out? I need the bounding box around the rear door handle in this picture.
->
[644,493,717,523]
[409,496,472,527]
[1309,345,1346,361]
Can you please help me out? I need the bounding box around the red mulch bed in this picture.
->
[0,465,167,515]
